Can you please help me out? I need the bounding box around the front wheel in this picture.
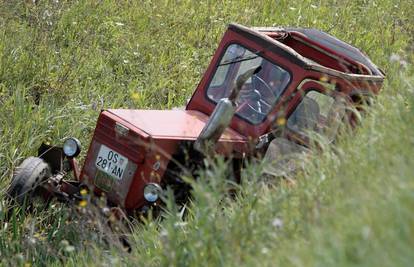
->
[7,157,51,205]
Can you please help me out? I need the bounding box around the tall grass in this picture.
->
[0,0,413,266]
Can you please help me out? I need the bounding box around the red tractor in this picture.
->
[7,24,384,214]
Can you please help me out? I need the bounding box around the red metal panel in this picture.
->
[288,31,372,75]
[107,109,246,142]
[125,139,179,210]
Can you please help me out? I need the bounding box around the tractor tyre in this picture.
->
[7,157,51,206]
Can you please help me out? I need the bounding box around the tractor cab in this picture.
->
[187,24,383,141]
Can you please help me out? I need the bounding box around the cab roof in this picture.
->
[228,23,384,81]
[284,28,382,76]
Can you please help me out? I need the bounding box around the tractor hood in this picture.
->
[106,109,246,142]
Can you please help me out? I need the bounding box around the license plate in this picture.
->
[95,145,128,180]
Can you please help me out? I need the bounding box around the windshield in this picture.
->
[207,44,291,124]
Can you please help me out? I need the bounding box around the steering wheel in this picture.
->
[252,75,274,106]
[236,74,276,121]
[237,88,267,122]
[243,89,267,115]
[240,74,273,114]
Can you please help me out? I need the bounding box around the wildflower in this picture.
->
[174,221,188,228]
[389,53,401,62]
[389,53,408,68]
[320,75,329,82]
[102,207,110,216]
[27,237,36,245]
[131,92,141,102]
[261,247,269,254]
[65,245,75,253]
[78,199,87,208]
[60,239,75,252]
[79,188,88,196]
[276,117,286,126]
[33,232,44,241]
[272,217,283,229]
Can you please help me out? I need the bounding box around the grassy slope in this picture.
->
[0,0,413,266]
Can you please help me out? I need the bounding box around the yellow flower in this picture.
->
[276,117,286,126]
[78,200,87,208]
[80,189,88,196]
[320,75,329,82]
[33,232,45,241]
[131,92,140,101]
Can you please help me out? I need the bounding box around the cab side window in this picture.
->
[287,90,346,142]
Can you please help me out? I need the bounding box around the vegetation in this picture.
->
[0,0,413,266]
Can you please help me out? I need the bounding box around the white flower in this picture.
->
[389,54,401,62]
[272,217,283,229]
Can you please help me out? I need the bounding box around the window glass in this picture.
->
[206,44,291,124]
[210,62,231,87]
[235,51,263,84]
[287,90,346,142]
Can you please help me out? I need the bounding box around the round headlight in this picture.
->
[143,183,162,203]
[63,138,81,157]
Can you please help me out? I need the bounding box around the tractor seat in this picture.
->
[287,96,320,133]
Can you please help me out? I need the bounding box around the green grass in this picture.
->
[0,0,413,266]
